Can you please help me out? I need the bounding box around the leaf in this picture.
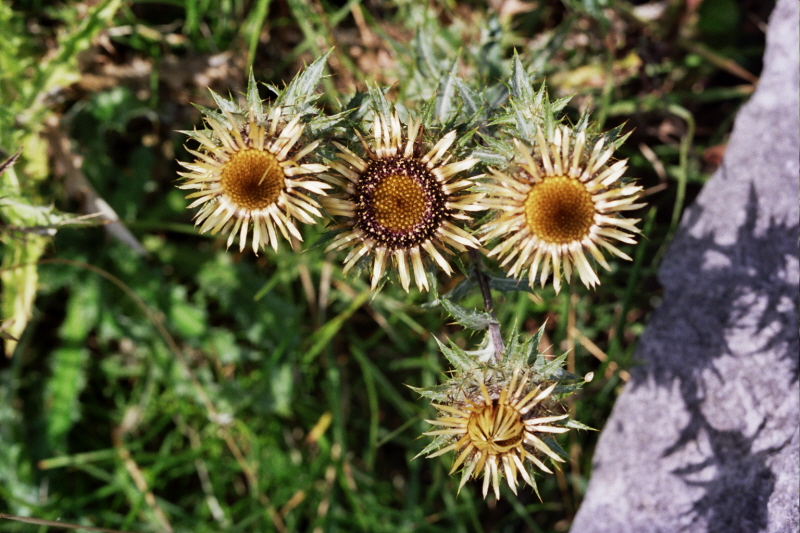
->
[509,51,534,102]
[433,335,483,374]
[469,149,507,167]
[488,273,534,294]
[440,298,496,331]
[562,418,596,431]
[511,99,536,143]
[434,55,460,123]
[245,68,266,121]
[209,88,240,115]
[414,434,452,460]
[169,285,208,338]
[406,383,452,403]
[503,327,525,368]
[542,436,569,461]
[307,108,350,136]
[524,323,546,365]
[532,351,569,380]
[192,102,231,128]
[476,132,516,162]
[274,49,332,111]
[413,29,440,81]
[367,84,393,125]
[454,77,483,116]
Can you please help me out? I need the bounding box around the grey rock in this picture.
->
[570,0,799,532]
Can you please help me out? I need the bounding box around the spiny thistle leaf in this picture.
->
[440,298,496,331]
[562,418,596,431]
[433,335,481,374]
[542,436,569,461]
[469,148,508,166]
[488,273,534,294]
[434,55,460,123]
[524,324,547,365]
[413,29,442,82]
[271,49,332,111]
[209,88,240,115]
[414,434,452,459]
[475,131,516,163]
[533,352,570,381]
[509,51,534,103]
[407,383,453,403]
[455,76,484,117]
[245,69,266,122]
[367,84,394,125]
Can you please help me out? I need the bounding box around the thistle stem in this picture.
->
[469,249,505,361]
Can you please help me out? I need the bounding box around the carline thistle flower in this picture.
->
[321,111,485,291]
[177,97,329,254]
[421,369,570,500]
[480,126,645,293]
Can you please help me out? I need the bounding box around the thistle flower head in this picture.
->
[322,93,485,292]
[413,327,587,500]
[176,56,334,254]
[480,125,645,293]
[423,369,568,500]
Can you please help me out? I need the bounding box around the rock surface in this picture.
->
[570,0,799,532]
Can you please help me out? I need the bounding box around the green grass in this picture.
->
[0,0,770,531]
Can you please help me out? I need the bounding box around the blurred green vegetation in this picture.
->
[0,0,771,531]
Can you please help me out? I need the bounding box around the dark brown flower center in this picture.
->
[220,149,285,211]
[354,157,446,249]
[524,176,595,244]
[467,403,525,455]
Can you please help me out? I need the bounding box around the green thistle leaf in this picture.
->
[562,419,596,431]
[407,383,452,402]
[414,434,452,460]
[440,298,496,331]
[469,149,508,166]
[245,69,266,122]
[488,273,535,294]
[532,351,569,380]
[367,84,393,125]
[509,51,534,102]
[434,55,460,123]
[525,323,546,364]
[455,76,483,116]
[433,335,481,374]
[208,88,240,115]
[272,49,332,111]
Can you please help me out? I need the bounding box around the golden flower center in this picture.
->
[467,403,525,455]
[220,149,285,211]
[372,173,428,232]
[524,176,595,244]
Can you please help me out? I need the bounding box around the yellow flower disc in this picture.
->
[220,149,285,211]
[372,173,428,231]
[524,176,595,244]
[467,404,525,455]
